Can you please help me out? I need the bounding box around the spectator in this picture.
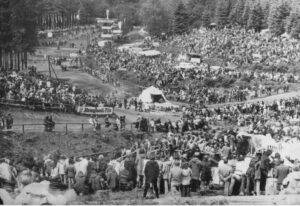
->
[106,165,118,192]
[6,114,13,130]
[189,153,201,192]
[274,160,290,192]
[169,160,182,195]
[219,158,233,196]
[181,162,192,197]
[143,152,160,199]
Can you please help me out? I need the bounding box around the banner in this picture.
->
[76,106,113,115]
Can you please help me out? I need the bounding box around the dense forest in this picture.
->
[1,0,300,70]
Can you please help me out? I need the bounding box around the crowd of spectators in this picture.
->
[1,25,300,200]
[1,122,299,198]
[163,27,300,67]
[0,68,120,112]
[85,36,297,105]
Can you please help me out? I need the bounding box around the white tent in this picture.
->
[138,50,161,57]
[176,62,195,69]
[138,86,167,104]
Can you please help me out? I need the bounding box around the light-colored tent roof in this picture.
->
[138,86,167,103]
[210,66,221,71]
[138,50,161,57]
[176,62,195,69]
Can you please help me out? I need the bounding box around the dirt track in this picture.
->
[208,90,300,108]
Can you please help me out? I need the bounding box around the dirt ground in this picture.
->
[0,129,155,160]
[71,189,300,205]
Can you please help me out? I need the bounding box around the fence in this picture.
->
[0,98,75,113]
[4,121,141,134]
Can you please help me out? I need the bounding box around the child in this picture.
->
[181,162,192,197]
[57,156,67,184]
[66,158,76,189]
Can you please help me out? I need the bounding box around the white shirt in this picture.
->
[235,160,249,175]
[181,168,192,185]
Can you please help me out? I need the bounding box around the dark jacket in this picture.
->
[89,173,102,192]
[144,160,160,182]
[124,159,137,182]
[106,167,118,190]
[74,173,88,194]
[260,154,273,175]
[274,165,290,184]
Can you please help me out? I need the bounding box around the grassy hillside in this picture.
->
[0,130,155,160]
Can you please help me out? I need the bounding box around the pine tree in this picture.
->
[241,2,250,27]
[247,3,264,32]
[187,0,207,27]
[286,10,299,33]
[229,0,245,26]
[215,0,230,27]
[202,6,211,28]
[140,0,170,37]
[268,2,291,36]
[0,0,12,68]
[291,21,300,39]
[286,10,300,38]
[262,2,270,29]
[174,2,190,34]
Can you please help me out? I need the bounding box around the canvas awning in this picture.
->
[138,86,166,103]
[138,50,161,57]
[176,62,195,69]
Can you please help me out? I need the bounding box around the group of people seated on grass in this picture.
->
[0,124,299,199]
[163,27,300,67]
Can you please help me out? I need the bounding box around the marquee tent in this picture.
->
[138,50,161,57]
[138,86,167,104]
[175,62,195,69]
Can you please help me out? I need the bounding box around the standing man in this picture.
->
[6,113,13,130]
[124,98,128,109]
[274,160,290,193]
[143,152,160,199]
[219,158,233,196]
[136,149,146,188]
[260,150,273,194]
[189,152,201,192]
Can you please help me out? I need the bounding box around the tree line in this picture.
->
[143,0,300,38]
[0,0,37,70]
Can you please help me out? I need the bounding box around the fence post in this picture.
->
[65,123,68,134]
[81,123,84,132]
[22,125,25,134]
